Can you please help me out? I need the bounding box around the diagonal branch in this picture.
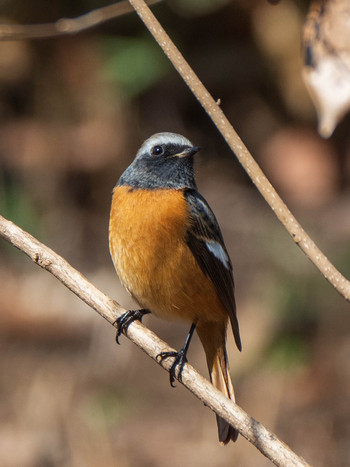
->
[0,0,161,41]
[0,213,309,467]
[128,0,350,302]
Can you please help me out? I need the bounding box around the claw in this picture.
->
[157,350,188,387]
[157,323,196,387]
[114,309,150,344]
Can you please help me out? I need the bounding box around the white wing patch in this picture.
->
[206,241,230,269]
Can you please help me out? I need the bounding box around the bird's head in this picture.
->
[118,132,201,190]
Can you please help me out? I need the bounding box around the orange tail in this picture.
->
[196,322,238,444]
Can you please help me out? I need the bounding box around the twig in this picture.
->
[0,0,161,41]
[128,0,350,302]
[0,213,309,466]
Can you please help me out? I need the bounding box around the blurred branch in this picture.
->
[128,0,350,302]
[0,214,310,467]
[0,0,161,41]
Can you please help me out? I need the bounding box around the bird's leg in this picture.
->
[157,323,196,387]
[114,309,151,344]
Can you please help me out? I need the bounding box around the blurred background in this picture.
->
[0,0,350,465]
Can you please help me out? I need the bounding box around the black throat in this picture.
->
[117,156,197,190]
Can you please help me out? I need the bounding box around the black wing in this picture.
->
[184,189,241,351]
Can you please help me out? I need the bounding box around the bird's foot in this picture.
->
[157,349,188,387]
[114,309,150,344]
[157,323,196,387]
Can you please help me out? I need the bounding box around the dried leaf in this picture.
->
[302,0,350,138]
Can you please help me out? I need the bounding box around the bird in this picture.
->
[109,132,241,444]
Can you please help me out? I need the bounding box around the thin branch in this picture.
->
[0,213,309,467]
[0,0,161,41]
[128,0,350,302]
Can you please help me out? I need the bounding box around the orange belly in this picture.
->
[109,186,228,325]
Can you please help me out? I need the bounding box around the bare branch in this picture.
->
[128,0,350,302]
[0,214,310,466]
[0,0,161,41]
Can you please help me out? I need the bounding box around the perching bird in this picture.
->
[109,132,241,444]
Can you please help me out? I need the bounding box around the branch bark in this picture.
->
[128,0,350,302]
[0,213,309,467]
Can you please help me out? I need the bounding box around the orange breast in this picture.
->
[109,186,227,325]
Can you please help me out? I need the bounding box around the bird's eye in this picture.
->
[151,145,164,156]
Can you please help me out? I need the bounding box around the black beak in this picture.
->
[177,146,201,158]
